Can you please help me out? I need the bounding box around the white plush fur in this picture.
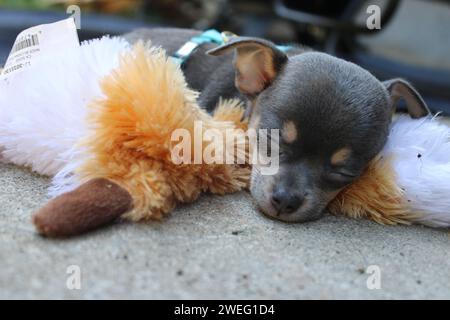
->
[382,115,450,227]
[0,37,130,194]
[1,37,449,227]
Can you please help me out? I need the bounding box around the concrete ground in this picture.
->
[1,161,450,299]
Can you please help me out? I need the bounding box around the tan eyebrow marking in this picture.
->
[282,121,298,143]
[331,148,352,166]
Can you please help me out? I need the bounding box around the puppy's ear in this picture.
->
[207,37,288,96]
[383,79,431,118]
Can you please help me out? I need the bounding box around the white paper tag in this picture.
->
[0,18,79,81]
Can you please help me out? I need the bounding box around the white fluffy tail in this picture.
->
[0,36,129,184]
[383,115,450,227]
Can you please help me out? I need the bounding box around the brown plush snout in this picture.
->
[32,178,133,237]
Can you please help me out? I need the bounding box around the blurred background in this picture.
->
[1,0,449,114]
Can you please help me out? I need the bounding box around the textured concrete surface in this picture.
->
[1,162,450,299]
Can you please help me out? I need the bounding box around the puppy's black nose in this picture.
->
[271,188,304,214]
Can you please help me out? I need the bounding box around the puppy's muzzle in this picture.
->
[270,186,304,215]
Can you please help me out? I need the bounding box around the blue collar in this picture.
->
[172,29,291,65]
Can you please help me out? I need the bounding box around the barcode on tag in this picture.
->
[11,34,40,54]
[1,18,79,81]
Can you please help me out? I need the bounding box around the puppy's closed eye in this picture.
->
[324,170,356,188]
[327,148,355,186]
[327,170,356,181]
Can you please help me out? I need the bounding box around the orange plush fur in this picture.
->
[74,42,412,225]
[75,43,250,221]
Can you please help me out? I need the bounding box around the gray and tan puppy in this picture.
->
[126,27,430,223]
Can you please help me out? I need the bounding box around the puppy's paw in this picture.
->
[33,178,133,237]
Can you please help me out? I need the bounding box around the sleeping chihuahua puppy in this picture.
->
[126,27,430,223]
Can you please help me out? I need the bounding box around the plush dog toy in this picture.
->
[1,37,250,236]
[1,36,449,237]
